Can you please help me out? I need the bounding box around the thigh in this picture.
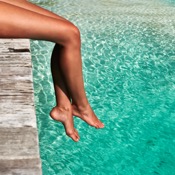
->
[0,0,68,21]
[0,2,73,44]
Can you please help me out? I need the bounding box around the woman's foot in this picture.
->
[72,104,104,128]
[50,106,80,142]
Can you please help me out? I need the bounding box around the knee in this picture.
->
[61,23,81,48]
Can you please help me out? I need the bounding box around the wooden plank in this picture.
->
[0,168,41,175]
[0,39,42,174]
[0,67,32,75]
[0,104,36,128]
[0,39,31,53]
[0,127,40,167]
[0,95,33,104]
[0,53,31,67]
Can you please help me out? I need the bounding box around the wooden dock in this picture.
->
[0,39,42,175]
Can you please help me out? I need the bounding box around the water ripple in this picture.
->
[31,0,175,174]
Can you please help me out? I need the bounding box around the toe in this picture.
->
[94,121,104,129]
[66,129,80,142]
[94,122,100,128]
[75,129,80,141]
[99,122,105,128]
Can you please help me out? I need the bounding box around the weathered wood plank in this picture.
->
[0,67,32,75]
[0,128,41,170]
[0,95,33,104]
[0,39,31,53]
[0,39,42,174]
[0,127,39,156]
[0,105,36,128]
[0,54,31,67]
[0,168,41,175]
[0,81,33,95]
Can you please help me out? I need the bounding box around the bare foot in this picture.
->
[50,106,80,142]
[72,104,104,128]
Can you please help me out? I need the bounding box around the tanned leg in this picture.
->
[0,0,68,21]
[0,1,81,141]
[50,44,80,141]
[0,1,104,140]
[9,0,103,128]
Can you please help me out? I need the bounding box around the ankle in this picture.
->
[72,102,90,112]
[55,104,71,112]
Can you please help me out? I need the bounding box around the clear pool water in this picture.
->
[31,0,175,174]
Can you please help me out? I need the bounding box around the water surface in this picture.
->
[31,0,175,174]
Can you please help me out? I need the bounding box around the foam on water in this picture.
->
[31,0,175,174]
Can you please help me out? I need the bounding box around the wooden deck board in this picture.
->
[0,39,42,174]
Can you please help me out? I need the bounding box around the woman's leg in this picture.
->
[1,0,104,128]
[50,44,80,141]
[1,0,82,139]
[0,1,104,139]
[0,1,81,141]
[0,0,68,21]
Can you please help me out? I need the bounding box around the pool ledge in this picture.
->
[0,39,42,175]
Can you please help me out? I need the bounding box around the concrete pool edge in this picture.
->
[0,39,42,175]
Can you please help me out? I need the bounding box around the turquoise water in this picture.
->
[31,0,175,174]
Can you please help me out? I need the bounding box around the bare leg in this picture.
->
[0,1,104,139]
[0,0,68,21]
[7,0,104,128]
[57,39,104,128]
[50,44,79,141]
[0,1,81,139]
[0,1,81,141]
